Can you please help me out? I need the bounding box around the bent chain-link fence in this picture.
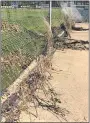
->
[1,1,50,92]
[1,1,89,92]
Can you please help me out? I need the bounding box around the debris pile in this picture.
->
[1,55,69,122]
[54,38,89,50]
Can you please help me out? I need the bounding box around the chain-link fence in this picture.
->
[1,1,64,92]
[1,1,89,92]
[1,1,48,92]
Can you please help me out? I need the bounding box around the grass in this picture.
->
[1,8,48,33]
[1,8,64,31]
[1,8,64,92]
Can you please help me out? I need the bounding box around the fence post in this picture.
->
[49,0,52,30]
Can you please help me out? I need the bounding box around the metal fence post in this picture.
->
[49,0,52,30]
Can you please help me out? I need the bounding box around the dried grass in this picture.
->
[1,21,21,32]
[2,51,32,71]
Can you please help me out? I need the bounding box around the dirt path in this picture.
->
[19,23,89,122]
[19,50,88,122]
[50,49,89,122]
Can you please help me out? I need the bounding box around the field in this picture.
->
[1,8,64,91]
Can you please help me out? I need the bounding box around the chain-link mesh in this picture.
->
[1,1,51,92]
[51,2,65,27]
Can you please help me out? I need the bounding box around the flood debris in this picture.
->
[18,64,69,122]
[60,23,71,38]
[1,18,70,122]
[1,93,20,122]
[54,38,89,50]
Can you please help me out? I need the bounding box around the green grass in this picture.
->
[1,8,64,92]
[52,8,65,27]
[1,8,48,33]
[1,8,64,31]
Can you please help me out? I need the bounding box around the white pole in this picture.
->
[49,0,52,30]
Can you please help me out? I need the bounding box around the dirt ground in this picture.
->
[16,23,89,122]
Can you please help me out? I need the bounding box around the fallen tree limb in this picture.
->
[1,60,37,104]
